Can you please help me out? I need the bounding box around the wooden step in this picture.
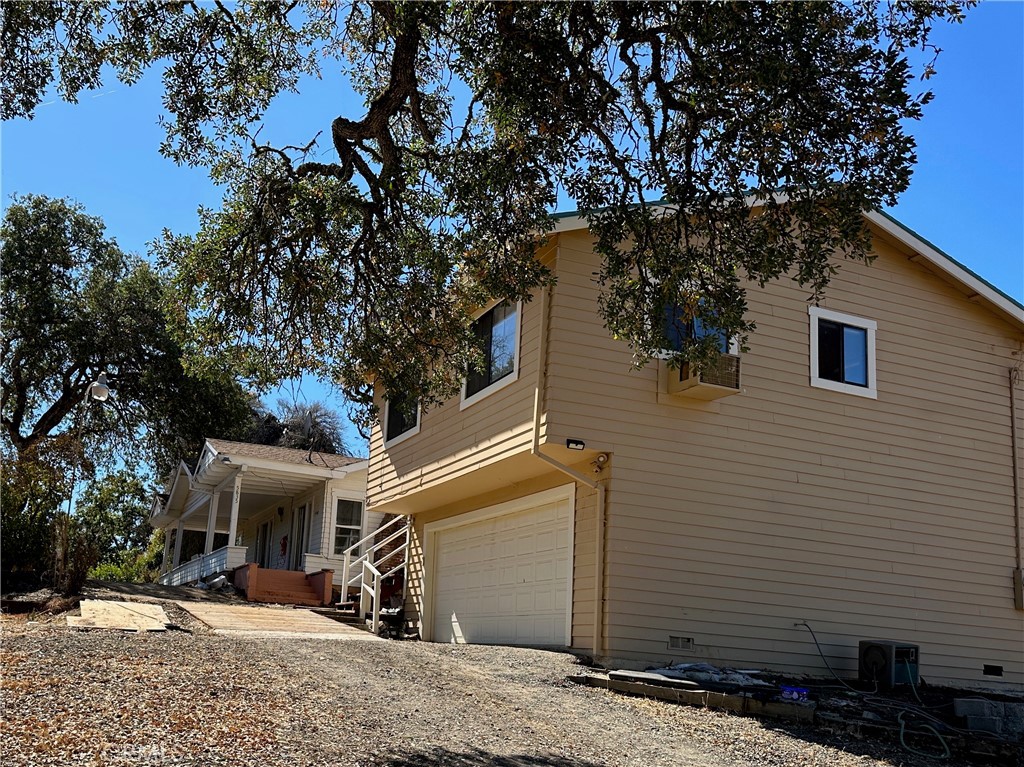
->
[253,586,318,598]
[311,608,365,627]
[249,592,324,607]
[255,570,314,589]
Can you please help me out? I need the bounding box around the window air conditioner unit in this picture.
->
[667,353,741,400]
[858,640,920,689]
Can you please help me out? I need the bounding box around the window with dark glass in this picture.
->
[466,300,517,398]
[662,304,728,353]
[385,393,419,443]
[333,499,363,555]
[817,319,868,387]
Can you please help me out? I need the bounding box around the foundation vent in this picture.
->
[667,635,694,652]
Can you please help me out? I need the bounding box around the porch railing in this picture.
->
[340,515,410,630]
[158,545,248,586]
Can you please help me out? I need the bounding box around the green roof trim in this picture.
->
[874,208,1023,312]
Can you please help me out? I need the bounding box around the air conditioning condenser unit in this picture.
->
[858,639,920,689]
[667,353,741,400]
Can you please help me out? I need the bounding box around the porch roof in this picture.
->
[204,439,364,470]
[150,438,367,529]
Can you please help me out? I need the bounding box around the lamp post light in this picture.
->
[85,372,110,403]
[54,371,112,590]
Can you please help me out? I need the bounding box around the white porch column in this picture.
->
[204,491,221,554]
[161,527,173,573]
[227,471,243,547]
[172,520,184,568]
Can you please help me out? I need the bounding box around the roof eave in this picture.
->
[204,447,364,481]
[865,210,1024,332]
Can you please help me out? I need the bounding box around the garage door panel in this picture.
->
[432,497,571,646]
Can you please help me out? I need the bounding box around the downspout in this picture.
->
[529,242,607,658]
[1010,364,1023,610]
[592,478,607,658]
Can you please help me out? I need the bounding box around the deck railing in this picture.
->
[158,545,248,586]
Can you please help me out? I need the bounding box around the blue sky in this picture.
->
[3,3,1022,454]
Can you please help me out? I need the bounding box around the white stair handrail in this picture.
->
[360,560,382,634]
[340,514,410,598]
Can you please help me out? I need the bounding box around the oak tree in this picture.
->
[0,194,254,476]
[1,1,971,428]
[0,194,261,580]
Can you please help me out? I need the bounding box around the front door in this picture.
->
[290,504,308,571]
[255,521,271,567]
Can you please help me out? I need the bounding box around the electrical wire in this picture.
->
[794,621,863,693]
[796,621,960,760]
[905,658,924,705]
[898,711,951,760]
[862,698,969,733]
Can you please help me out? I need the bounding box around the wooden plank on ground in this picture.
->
[175,601,382,640]
[67,600,169,632]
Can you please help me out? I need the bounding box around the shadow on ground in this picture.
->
[761,716,1021,766]
[381,746,604,767]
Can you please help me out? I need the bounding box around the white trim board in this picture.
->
[808,305,878,400]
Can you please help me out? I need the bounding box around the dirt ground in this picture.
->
[0,585,1014,767]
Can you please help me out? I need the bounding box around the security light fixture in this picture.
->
[566,439,586,451]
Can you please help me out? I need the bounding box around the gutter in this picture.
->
[529,240,608,658]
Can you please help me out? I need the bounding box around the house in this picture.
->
[151,438,381,606]
[367,209,1024,691]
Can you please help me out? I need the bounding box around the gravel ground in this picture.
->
[0,601,991,767]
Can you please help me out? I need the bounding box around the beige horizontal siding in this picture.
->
[367,275,551,508]
[546,228,1024,689]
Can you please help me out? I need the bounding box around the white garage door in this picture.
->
[430,493,572,646]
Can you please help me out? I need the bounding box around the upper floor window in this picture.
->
[462,299,520,408]
[809,306,877,399]
[384,393,420,446]
[662,303,729,354]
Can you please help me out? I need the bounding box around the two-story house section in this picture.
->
[367,210,1024,691]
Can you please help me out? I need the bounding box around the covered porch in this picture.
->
[150,439,369,606]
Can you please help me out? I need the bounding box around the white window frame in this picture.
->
[382,397,421,448]
[459,299,522,411]
[332,494,365,557]
[654,336,741,360]
[809,306,877,399]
